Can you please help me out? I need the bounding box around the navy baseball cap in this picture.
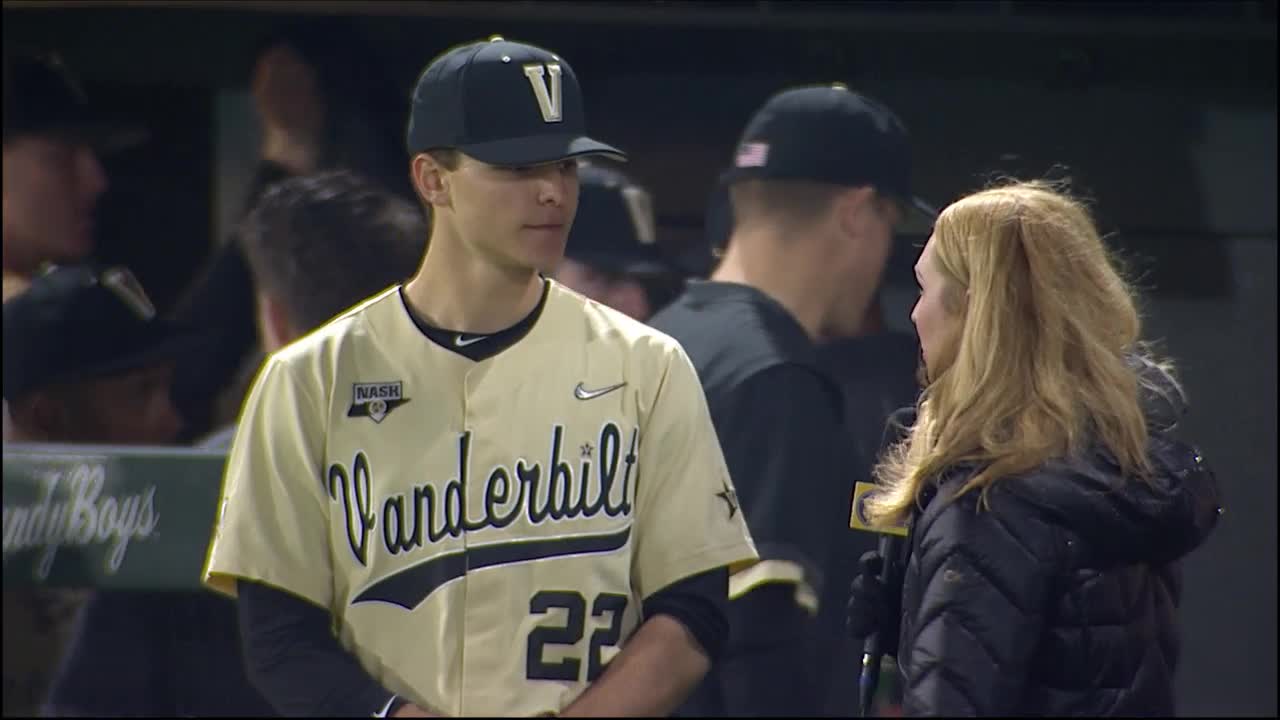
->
[3,265,200,401]
[406,36,625,167]
[565,163,674,277]
[3,50,147,153]
[720,84,935,219]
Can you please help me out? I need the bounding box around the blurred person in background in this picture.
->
[43,170,425,717]
[3,265,187,447]
[2,50,143,300]
[2,264,189,717]
[2,48,143,441]
[704,173,923,715]
[200,169,427,447]
[553,162,686,322]
[845,180,1222,716]
[168,18,412,444]
[652,84,933,717]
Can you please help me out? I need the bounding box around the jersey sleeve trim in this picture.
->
[727,559,818,615]
[638,540,757,602]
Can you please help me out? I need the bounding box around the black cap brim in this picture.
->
[74,324,209,385]
[460,134,627,168]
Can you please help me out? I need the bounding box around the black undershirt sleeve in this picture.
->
[642,567,730,662]
[237,580,404,718]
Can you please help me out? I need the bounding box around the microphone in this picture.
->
[854,406,915,718]
[859,532,903,717]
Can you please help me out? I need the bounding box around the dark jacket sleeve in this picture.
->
[693,364,854,716]
[716,364,853,600]
[901,488,1057,716]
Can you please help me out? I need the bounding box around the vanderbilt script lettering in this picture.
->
[2,463,160,579]
[329,423,639,566]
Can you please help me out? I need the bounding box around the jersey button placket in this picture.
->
[458,367,478,713]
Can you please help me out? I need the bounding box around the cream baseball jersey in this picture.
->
[203,279,758,716]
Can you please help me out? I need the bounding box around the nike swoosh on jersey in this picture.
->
[372,695,398,718]
[573,381,627,401]
[351,525,632,610]
[454,334,487,347]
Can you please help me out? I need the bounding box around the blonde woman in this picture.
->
[846,180,1222,715]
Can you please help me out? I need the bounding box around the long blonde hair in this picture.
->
[866,179,1171,526]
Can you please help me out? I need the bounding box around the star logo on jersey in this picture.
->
[348,382,410,423]
[715,480,739,519]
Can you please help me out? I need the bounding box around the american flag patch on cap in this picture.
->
[735,142,769,168]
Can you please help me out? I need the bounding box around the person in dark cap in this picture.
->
[554,162,685,322]
[2,51,144,302]
[650,83,935,716]
[3,264,188,445]
[201,36,756,718]
[703,165,924,715]
[2,263,186,717]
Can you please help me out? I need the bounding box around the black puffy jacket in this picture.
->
[894,374,1222,716]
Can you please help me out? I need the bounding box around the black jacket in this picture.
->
[894,368,1222,716]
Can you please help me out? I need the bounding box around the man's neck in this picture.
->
[402,230,545,334]
[710,228,834,341]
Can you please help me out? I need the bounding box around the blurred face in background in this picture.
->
[555,257,653,321]
[822,189,901,339]
[251,42,325,145]
[1,134,108,275]
[15,363,183,445]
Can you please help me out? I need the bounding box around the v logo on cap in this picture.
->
[522,63,563,123]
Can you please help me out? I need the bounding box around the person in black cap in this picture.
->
[702,170,923,715]
[3,264,188,445]
[650,83,935,717]
[202,36,756,718]
[554,162,684,322]
[2,263,187,717]
[2,51,143,302]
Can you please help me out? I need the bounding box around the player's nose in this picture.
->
[535,162,576,207]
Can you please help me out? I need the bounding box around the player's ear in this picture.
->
[834,185,876,237]
[411,153,451,208]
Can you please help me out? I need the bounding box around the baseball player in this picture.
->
[203,36,757,718]
[652,85,933,716]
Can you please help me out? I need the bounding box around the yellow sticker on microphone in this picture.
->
[849,481,909,537]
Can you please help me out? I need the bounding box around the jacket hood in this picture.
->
[1001,359,1222,569]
